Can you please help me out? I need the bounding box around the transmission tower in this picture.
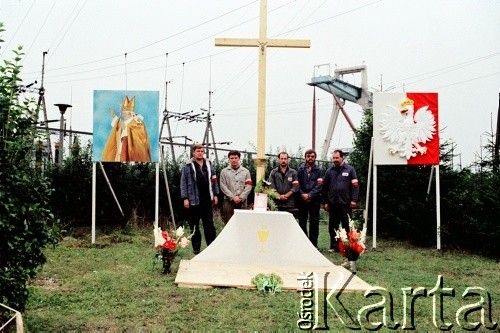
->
[159,107,203,158]
[159,80,176,160]
[34,51,53,162]
[308,63,371,160]
[19,51,60,163]
[159,89,231,162]
[201,90,219,163]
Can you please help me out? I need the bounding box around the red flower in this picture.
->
[348,230,359,242]
[337,238,347,257]
[350,242,364,254]
[348,230,365,254]
[161,230,177,251]
[337,229,365,259]
[163,240,176,251]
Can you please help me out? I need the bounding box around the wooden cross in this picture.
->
[215,0,310,182]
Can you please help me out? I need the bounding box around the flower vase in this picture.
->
[162,249,174,274]
[349,261,357,272]
[345,248,360,262]
[344,248,359,272]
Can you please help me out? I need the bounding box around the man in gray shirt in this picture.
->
[219,150,253,223]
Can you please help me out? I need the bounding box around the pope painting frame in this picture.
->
[92,90,159,163]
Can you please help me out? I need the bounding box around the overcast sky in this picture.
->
[1,0,499,167]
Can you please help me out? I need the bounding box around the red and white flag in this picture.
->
[373,92,439,165]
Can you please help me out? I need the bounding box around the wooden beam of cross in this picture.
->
[215,0,310,182]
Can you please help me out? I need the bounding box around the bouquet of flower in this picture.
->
[335,218,366,262]
[253,180,280,211]
[154,226,193,274]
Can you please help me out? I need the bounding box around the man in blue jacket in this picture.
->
[322,149,359,252]
[180,144,219,254]
[297,149,323,248]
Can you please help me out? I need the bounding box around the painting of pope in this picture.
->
[93,90,159,163]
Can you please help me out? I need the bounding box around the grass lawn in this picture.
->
[23,220,499,332]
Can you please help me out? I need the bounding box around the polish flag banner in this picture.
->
[373,92,439,165]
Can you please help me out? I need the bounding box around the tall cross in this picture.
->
[215,0,310,182]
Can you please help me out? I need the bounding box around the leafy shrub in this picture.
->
[251,273,283,293]
[0,24,59,319]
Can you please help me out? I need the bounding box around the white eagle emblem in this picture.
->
[379,97,436,160]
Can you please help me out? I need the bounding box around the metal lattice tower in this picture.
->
[308,63,372,160]
[34,51,53,162]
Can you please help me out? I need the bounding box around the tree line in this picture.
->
[51,127,499,259]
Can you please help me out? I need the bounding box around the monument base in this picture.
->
[175,210,370,291]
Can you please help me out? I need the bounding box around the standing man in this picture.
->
[297,149,323,248]
[322,149,359,252]
[219,150,253,223]
[180,144,219,255]
[268,151,299,216]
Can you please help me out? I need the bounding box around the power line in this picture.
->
[46,0,88,66]
[386,53,499,87]
[11,0,499,126]
[22,1,257,75]
[0,0,36,57]
[275,0,383,37]
[21,0,57,63]
[429,71,500,90]
[126,0,257,55]
[16,0,385,97]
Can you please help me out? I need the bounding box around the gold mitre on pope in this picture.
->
[121,96,135,113]
[400,97,414,112]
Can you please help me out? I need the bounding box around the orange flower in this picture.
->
[348,230,361,242]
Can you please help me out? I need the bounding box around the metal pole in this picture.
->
[161,146,176,229]
[426,165,435,200]
[59,112,64,164]
[312,87,316,150]
[332,93,357,135]
[362,137,374,244]
[0,302,24,332]
[92,162,96,244]
[98,162,124,217]
[373,164,377,249]
[54,103,72,164]
[164,81,175,160]
[435,164,441,250]
[155,162,159,229]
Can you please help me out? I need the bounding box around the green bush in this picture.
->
[0,23,59,320]
[46,145,189,229]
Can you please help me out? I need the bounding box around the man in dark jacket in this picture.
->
[180,144,219,254]
[322,149,359,252]
[268,151,299,216]
[297,149,323,248]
